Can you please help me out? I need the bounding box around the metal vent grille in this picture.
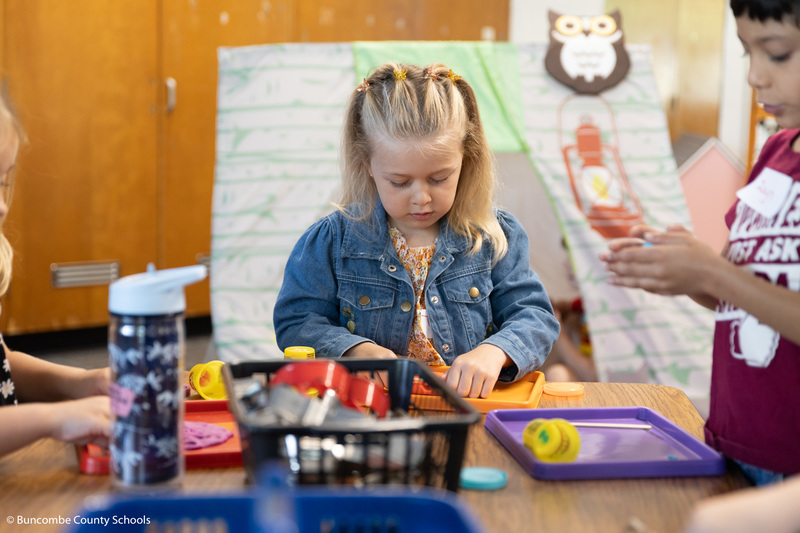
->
[50,261,120,288]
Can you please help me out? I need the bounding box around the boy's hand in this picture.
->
[599,224,720,296]
[444,344,508,399]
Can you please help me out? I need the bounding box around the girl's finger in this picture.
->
[479,376,497,399]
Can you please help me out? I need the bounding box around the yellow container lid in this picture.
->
[188,360,228,400]
[523,418,581,462]
[284,346,315,360]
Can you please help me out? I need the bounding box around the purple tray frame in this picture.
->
[485,407,726,480]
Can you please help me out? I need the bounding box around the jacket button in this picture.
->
[442,344,451,352]
[469,287,479,298]
[430,296,439,304]
[439,256,446,262]
[401,301,412,312]
[359,295,371,306]
[388,265,397,272]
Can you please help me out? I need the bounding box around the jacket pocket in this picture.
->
[440,275,493,304]
[438,274,494,343]
[337,279,396,339]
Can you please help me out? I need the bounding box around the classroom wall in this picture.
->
[718,7,751,168]
[509,0,752,167]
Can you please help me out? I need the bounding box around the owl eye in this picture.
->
[590,15,617,36]
[555,15,583,37]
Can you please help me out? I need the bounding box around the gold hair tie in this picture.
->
[356,78,371,93]
[394,69,407,82]
[424,67,441,80]
[447,69,462,83]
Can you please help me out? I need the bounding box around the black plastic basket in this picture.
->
[223,358,481,492]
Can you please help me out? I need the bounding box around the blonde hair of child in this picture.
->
[339,62,508,262]
[0,93,23,297]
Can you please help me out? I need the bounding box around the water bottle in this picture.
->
[107,263,207,490]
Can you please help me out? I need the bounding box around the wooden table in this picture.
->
[461,382,749,533]
[0,383,748,533]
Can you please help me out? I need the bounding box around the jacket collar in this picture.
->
[341,198,472,259]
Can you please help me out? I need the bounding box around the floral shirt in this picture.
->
[389,226,446,366]
[0,332,17,405]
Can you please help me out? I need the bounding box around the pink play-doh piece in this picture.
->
[183,421,233,450]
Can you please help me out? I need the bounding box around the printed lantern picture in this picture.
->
[560,99,644,239]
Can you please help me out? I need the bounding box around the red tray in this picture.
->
[78,399,242,475]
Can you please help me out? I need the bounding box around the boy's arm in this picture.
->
[684,475,800,533]
[602,227,800,345]
[701,254,800,345]
[6,347,109,403]
[687,242,732,311]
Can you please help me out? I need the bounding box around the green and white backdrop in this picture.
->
[211,41,714,408]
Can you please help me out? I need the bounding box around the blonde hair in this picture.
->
[339,62,507,262]
[0,93,23,297]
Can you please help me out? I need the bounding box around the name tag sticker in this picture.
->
[109,382,136,417]
[419,308,433,340]
[736,167,793,218]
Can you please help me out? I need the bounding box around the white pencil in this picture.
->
[571,422,652,429]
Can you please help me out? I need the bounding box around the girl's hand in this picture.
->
[71,367,111,399]
[343,342,397,388]
[599,224,721,296]
[48,396,111,447]
[444,344,508,399]
[343,342,397,359]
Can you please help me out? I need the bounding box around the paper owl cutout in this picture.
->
[544,10,630,94]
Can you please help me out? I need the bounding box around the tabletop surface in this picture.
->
[0,382,748,533]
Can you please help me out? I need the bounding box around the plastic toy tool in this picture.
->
[108,263,207,490]
[189,361,228,400]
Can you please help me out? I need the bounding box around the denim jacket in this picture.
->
[273,202,560,381]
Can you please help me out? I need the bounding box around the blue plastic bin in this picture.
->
[63,487,485,533]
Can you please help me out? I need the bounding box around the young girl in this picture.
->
[0,92,110,458]
[602,0,800,483]
[274,62,560,398]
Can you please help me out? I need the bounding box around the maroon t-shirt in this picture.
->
[704,128,800,475]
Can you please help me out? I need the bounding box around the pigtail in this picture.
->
[422,65,445,125]
[387,64,420,137]
[442,66,508,262]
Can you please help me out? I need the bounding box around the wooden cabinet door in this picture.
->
[605,0,726,141]
[161,0,294,317]
[1,1,160,334]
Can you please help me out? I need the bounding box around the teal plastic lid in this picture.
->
[459,467,508,490]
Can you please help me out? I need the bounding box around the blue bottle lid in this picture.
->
[459,467,508,490]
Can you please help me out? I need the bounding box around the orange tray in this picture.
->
[413,367,545,413]
[78,399,242,475]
